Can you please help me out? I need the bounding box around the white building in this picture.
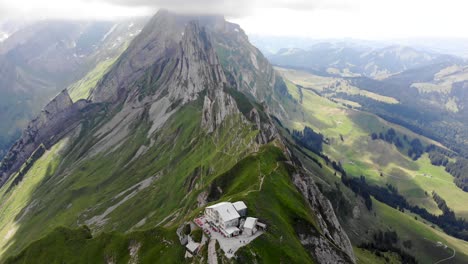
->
[243,217,258,236]
[205,202,241,236]
[186,241,200,255]
[204,201,250,237]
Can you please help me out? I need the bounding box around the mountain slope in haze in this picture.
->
[0,19,146,159]
[0,11,355,263]
[268,42,462,79]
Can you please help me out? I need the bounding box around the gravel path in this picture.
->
[208,239,218,264]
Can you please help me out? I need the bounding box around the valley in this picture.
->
[0,6,468,264]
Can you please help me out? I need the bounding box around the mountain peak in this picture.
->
[90,12,229,104]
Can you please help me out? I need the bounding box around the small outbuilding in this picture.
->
[186,241,200,255]
[243,217,258,236]
[233,201,247,217]
[224,226,241,237]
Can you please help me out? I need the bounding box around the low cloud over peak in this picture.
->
[1,0,467,39]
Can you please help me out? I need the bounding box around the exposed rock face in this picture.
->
[0,11,358,263]
[248,107,278,144]
[292,172,356,263]
[202,89,239,133]
[0,90,90,186]
[90,10,186,103]
[82,18,241,156]
[170,22,227,102]
[91,10,227,105]
[299,234,353,264]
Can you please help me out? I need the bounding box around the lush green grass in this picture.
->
[0,93,342,263]
[0,138,68,256]
[210,145,322,263]
[373,199,468,263]
[276,67,399,104]
[277,73,468,219]
[284,126,468,263]
[5,226,184,264]
[354,247,400,264]
[0,99,257,259]
[68,57,119,102]
[1,138,333,263]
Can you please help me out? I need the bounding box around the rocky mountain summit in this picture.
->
[0,10,355,263]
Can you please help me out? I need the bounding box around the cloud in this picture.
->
[0,0,152,20]
[81,0,354,16]
[0,0,354,21]
[1,0,467,39]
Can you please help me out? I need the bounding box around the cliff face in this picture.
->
[0,11,356,263]
[0,90,90,186]
[292,172,356,263]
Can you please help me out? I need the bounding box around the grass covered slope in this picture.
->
[5,226,184,264]
[277,71,468,220]
[270,69,468,262]
[3,142,341,263]
[0,99,253,258]
[0,92,349,263]
[68,57,119,102]
[279,123,468,263]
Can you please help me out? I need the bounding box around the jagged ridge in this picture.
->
[0,10,355,263]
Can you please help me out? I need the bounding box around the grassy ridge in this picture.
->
[0,96,340,263]
[5,226,184,264]
[0,100,257,259]
[3,142,333,263]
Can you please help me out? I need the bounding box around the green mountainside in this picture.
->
[0,11,355,264]
[2,10,468,264]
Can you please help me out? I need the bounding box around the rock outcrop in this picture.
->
[248,107,278,144]
[292,172,356,263]
[202,89,239,133]
[0,11,358,264]
[0,90,90,186]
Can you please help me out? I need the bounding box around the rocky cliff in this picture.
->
[0,11,357,263]
[0,90,91,186]
[292,171,356,263]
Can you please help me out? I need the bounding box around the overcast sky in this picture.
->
[1,0,467,39]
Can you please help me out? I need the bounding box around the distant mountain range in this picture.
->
[267,42,464,79]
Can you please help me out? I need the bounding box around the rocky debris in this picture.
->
[300,234,353,264]
[0,90,91,187]
[352,206,361,219]
[128,241,141,264]
[292,172,356,263]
